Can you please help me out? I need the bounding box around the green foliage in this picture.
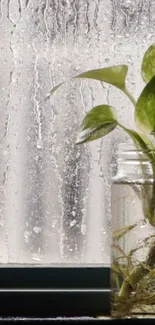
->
[48,65,128,98]
[49,43,155,318]
[141,44,155,83]
[76,65,128,91]
[48,43,155,154]
[76,105,117,144]
[135,76,155,134]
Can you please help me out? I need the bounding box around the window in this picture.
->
[0,0,153,317]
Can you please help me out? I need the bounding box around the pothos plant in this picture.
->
[48,44,155,317]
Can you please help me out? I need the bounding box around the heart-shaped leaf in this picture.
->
[76,105,117,144]
[47,65,128,98]
[76,65,128,91]
[135,76,155,134]
[141,44,155,83]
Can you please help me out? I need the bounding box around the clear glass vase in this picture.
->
[111,143,155,318]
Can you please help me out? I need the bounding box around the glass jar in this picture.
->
[111,143,155,318]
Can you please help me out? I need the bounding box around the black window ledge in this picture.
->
[0,317,155,324]
[1,267,155,322]
[0,267,109,317]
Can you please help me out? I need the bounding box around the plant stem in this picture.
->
[118,241,155,299]
[113,88,155,315]
[114,159,155,315]
[115,180,155,315]
[123,88,137,107]
[148,181,155,226]
[118,265,147,298]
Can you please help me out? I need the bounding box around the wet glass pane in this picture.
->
[0,0,153,264]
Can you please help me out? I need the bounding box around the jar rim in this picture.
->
[117,142,155,162]
[117,142,153,152]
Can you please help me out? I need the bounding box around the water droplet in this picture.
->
[76,152,80,159]
[125,33,130,38]
[64,156,69,162]
[147,33,153,41]
[33,226,41,234]
[32,249,43,262]
[52,220,57,228]
[71,211,76,217]
[24,231,30,243]
[36,139,43,149]
[81,224,86,235]
[70,219,76,227]
[32,255,42,262]
[34,155,39,162]
[74,66,80,71]
[56,146,61,154]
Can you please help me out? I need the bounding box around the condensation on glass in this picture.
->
[0,0,154,264]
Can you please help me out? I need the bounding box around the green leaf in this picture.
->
[76,105,117,144]
[135,76,155,134]
[141,44,155,83]
[47,65,128,97]
[76,65,128,91]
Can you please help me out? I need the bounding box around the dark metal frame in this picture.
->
[0,267,110,317]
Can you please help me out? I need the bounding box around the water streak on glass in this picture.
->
[0,0,154,264]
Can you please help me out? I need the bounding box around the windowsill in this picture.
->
[1,267,155,322]
[1,316,155,323]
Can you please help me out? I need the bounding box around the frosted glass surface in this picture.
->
[0,0,154,264]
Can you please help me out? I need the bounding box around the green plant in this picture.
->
[48,44,155,317]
